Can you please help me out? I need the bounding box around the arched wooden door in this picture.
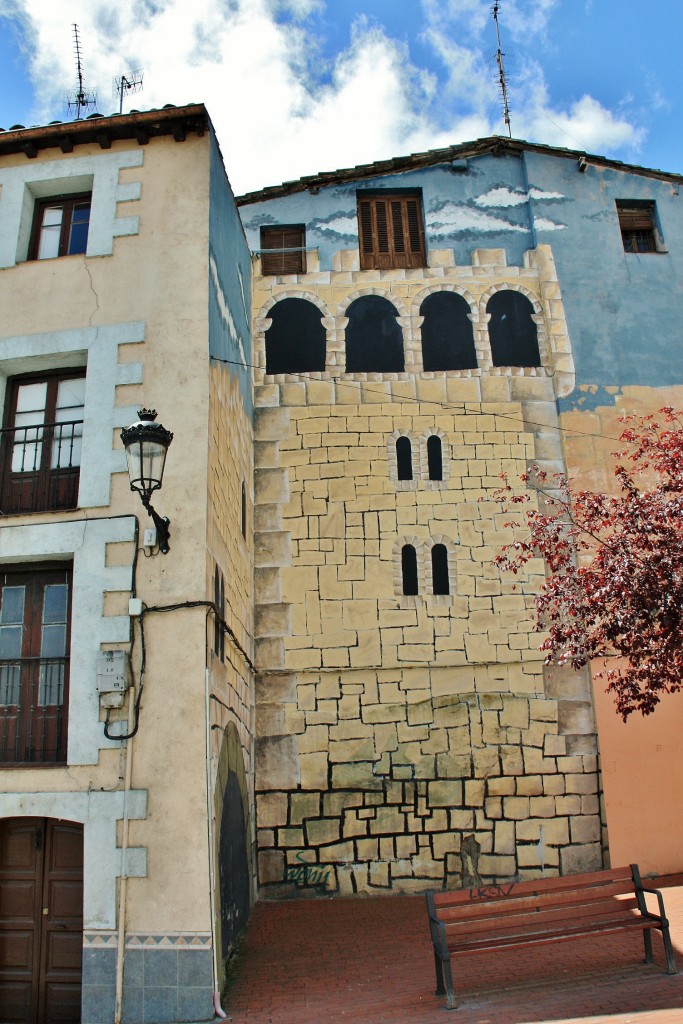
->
[0,817,83,1024]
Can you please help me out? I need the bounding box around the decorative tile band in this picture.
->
[83,931,212,949]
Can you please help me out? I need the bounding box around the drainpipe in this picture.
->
[114,685,136,1024]
[205,665,227,1018]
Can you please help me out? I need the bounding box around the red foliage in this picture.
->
[492,408,683,719]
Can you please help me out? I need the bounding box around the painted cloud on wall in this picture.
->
[474,186,567,207]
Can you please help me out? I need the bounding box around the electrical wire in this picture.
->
[213,353,637,445]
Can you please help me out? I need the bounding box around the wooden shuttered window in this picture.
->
[617,202,658,253]
[357,193,426,270]
[260,225,306,275]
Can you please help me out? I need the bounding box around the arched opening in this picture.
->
[420,291,477,371]
[401,545,418,595]
[431,544,450,595]
[427,435,443,481]
[345,296,404,373]
[264,298,326,374]
[487,290,541,367]
[396,436,413,480]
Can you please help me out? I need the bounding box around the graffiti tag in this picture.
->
[469,882,515,900]
[285,852,331,889]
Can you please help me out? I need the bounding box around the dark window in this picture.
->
[241,481,247,539]
[345,296,404,373]
[420,291,477,371]
[396,437,412,480]
[431,544,449,595]
[214,567,225,662]
[0,372,85,515]
[29,194,91,261]
[260,225,306,275]
[0,563,72,764]
[357,192,426,270]
[487,291,541,367]
[265,298,326,374]
[427,435,443,481]
[401,545,418,596]
[616,201,660,253]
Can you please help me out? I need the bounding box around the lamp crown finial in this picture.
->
[137,408,157,422]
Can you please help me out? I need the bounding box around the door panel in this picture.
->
[0,818,82,1024]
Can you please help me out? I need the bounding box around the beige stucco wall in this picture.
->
[560,385,683,876]
[0,132,217,936]
[252,246,603,896]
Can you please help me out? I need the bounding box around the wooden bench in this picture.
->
[426,864,677,1009]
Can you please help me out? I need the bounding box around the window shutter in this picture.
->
[260,226,306,275]
[618,206,654,231]
[358,193,426,270]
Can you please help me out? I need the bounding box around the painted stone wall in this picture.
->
[250,243,603,896]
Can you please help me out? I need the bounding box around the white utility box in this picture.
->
[96,650,132,693]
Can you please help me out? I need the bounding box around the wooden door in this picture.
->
[0,818,83,1024]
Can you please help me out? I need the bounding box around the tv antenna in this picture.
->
[114,70,144,114]
[492,1,512,137]
[65,24,97,119]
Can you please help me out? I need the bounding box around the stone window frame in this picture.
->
[419,429,450,488]
[392,536,425,604]
[254,291,333,384]
[424,534,455,604]
[336,288,411,382]
[478,284,550,374]
[410,284,480,376]
[387,429,416,490]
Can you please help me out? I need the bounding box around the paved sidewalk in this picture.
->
[224,876,683,1024]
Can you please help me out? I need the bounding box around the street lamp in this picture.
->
[120,409,173,553]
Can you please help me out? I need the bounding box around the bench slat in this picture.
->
[443,915,657,955]
[433,884,638,923]
[441,906,653,947]
[431,870,634,910]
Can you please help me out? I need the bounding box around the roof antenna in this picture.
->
[492,1,512,137]
[65,24,97,120]
[114,70,144,115]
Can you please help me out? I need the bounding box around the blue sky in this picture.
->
[0,1,679,194]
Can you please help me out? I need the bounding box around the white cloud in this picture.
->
[1,0,647,194]
[475,187,527,207]
[534,216,567,231]
[427,203,526,236]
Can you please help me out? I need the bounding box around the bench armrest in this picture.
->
[638,884,669,923]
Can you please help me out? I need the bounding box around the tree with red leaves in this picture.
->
[493,408,683,720]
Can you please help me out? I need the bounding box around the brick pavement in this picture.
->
[224,876,683,1024]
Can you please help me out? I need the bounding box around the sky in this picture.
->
[0,1,680,196]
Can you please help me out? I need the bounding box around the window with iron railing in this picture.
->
[0,564,71,765]
[0,372,85,514]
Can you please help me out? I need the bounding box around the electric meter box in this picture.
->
[96,650,132,693]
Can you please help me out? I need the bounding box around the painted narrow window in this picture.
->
[396,436,412,480]
[401,545,418,596]
[420,292,477,371]
[241,481,247,539]
[345,295,404,373]
[219,574,225,662]
[214,566,221,657]
[431,544,449,595]
[427,435,443,481]
[487,291,541,367]
[264,298,326,374]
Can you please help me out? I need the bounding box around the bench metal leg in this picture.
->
[441,956,458,1010]
[434,950,445,996]
[661,923,678,975]
[643,929,654,964]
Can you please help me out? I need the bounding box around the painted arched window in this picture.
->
[396,436,413,480]
[401,545,418,595]
[487,290,541,367]
[427,435,443,481]
[265,298,326,374]
[431,544,449,595]
[345,296,404,373]
[420,291,477,371]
